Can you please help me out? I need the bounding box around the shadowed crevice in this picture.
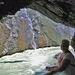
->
[0,60,28,63]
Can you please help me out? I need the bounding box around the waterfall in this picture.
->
[20,8,36,50]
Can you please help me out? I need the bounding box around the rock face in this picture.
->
[29,0,75,27]
[0,0,75,27]
[0,8,74,56]
[0,25,6,55]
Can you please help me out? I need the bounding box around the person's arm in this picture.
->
[50,59,70,73]
[45,65,58,71]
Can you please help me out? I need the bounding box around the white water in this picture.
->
[0,46,72,75]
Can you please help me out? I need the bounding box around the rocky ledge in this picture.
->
[0,0,75,27]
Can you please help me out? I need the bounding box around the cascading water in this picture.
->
[0,46,73,75]
[20,8,36,50]
[0,47,60,75]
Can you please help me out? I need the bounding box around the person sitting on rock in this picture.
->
[45,39,75,75]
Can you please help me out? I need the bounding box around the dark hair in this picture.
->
[71,36,75,48]
[61,39,69,49]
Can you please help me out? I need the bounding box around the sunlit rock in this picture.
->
[0,8,75,56]
[0,22,10,55]
[0,25,5,55]
[17,17,30,50]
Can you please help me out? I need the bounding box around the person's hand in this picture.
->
[45,66,51,71]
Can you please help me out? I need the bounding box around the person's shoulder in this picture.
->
[66,52,73,56]
[63,52,74,60]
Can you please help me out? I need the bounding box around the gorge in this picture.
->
[0,8,74,56]
[0,0,75,56]
[0,1,75,75]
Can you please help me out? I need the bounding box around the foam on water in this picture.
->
[0,46,73,75]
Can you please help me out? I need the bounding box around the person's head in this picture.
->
[71,36,75,49]
[61,39,69,52]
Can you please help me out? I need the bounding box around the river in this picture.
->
[0,46,72,75]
